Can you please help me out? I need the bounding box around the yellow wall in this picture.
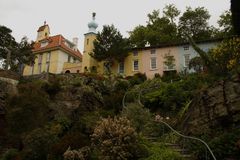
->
[23,50,59,75]
[63,62,82,73]
[82,33,98,72]
[36,26,50,42]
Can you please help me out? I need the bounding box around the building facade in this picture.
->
[23,22,82,76]
[81,13,220,79]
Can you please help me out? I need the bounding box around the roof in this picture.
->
[132,37,225,51]
[33,35,82,60]
[37,24,49,32]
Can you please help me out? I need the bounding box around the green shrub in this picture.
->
[126,73,147,86]
[141,139,183,160]
[51,132,89,159]
[190,129,240,159]
[6,82,50,135]
[121,103,152,133]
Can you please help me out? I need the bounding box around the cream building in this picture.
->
[23,22,82,75]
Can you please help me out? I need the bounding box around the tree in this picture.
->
[231,0,240,35]
[91,25,129,74]
[0,25,34,73]
[189,56,204,73]
[217,10,234,37]
[178,7,214,41]
[129,7,180,47]
[163,4,181,24]
[128,25,147,48]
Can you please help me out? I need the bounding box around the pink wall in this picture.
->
[141,46,179,79]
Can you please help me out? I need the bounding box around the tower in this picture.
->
[36,21,50,42]
[82,13,98,72]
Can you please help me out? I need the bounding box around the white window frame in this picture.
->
[133,60,139,71]
[118,62,124,74]
[184,54,190,68]
[40,41,48,48]
[150,57,157,70]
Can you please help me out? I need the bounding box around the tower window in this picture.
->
[87,39,89,45]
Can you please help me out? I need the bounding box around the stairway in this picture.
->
[146,137,193,160]
[164,142,193,159]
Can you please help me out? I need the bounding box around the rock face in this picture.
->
[182,77,240,135]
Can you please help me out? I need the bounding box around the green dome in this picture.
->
[88,12,98,33]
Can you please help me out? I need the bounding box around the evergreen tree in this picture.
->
[91,25,129,73]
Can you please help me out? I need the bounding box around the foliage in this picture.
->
[6,81,50,135]
[63,146,91,160]
[128,25,148,48]
[121,103,152,133]
[217,10,234,37]
[231,0,240,35]
[0,149,19,160]
[208,37,240,75]
[163,4,180,24]
[189,56,204,73]
[189,129,240,160]
[141,139,183,160]
[91,25,130,74]
[163,55,175,70]
[22,128,58,160]
[126,73,147,86]
[91,116,142,160]
[0,26,34,72]
[129,5,180,47]
[141,74,210,113]
[178,7,214,41]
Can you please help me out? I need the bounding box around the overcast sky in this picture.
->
[0,0,230,51]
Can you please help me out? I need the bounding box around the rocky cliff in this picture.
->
[182,76,240,135]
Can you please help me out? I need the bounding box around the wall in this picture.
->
[177,42,217,72]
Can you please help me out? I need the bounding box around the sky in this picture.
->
[0,0,230,52]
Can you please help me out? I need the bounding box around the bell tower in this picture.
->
[36,21,50,42]
[82,13,98,72]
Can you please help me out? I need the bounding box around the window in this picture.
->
[46,52,51,62]
[133,60,139,71]
[183,45,189,50]
[68,55,71,62]
[73,58,76,63]
[118,62,124,74]
[40,41,48,48]
[38,54,43,64]
[150,57,157,70]
[31,64,34,75]
[184,54,190,67]
[86,39,89,45]
[133,51,138,56]
[38,54,42,74]
[150,49,156,55]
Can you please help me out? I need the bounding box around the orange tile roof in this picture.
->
[33,35,82,60]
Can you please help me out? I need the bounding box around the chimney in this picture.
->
[73,37,78,50]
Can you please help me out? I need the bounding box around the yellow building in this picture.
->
[23,22,82,75]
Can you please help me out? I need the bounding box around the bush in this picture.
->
[91,116,142,160]
[6,82,50,135]
[63,146,91,160]
[0,149,19,160]
[126,73,147,86]
[121,103,152,133]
